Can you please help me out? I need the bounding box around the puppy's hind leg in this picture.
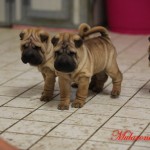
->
[106,58,123,98]
[89,71,108,93]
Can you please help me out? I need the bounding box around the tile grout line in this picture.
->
[28,78,150,149]
[127,122,150,150]
[76,79,150,150]
[0,81,43,107]
[117,36,146,55]
[26,94,98,149]
[25,50,149,149]
[0,31,149,149]
[0,93,60,135]
[0,67,33,86]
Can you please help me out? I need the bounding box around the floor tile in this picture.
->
[17,71,43,81]
[63,113,110,127]
[30,136,84,150]
[0,86,28,97]
[48,124,97,140]
[88,95,129,106]
[76,103,120,115]
[134,88,150,99]
[0,107,33,119]
[142,80,150,89]
[1,132,41,150]
[115,106,150,120]
[103,116,149,132]
[0,70,22,80]
[104,85,139,97]
[3,60,31,71]
[123,72,150,81]
[20,88,59,99]
[79,141,130,150]
[0,118,18,131]
[144,125,150,133]
[0,96,13,106]
[25,109,71,123]
[19,88,43,98]
[134,132,150,147]
[122,79,146,88]
[130,146,150,150]
[5,97,45,109]
[7,120,57,136]
[125,97,150,109]
[39,99,77,113]
[3,78,40,88]
[90,127,139,145]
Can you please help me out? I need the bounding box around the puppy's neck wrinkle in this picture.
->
[72,45,93,79]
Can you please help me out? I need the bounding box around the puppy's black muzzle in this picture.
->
[21,48,43,66]
[54,50,77,73]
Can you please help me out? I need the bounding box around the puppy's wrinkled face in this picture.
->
[51,33,83,73]
[19,28,49,66]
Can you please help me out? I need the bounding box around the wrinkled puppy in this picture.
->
[51,24,123,110]
[20,28,56,101]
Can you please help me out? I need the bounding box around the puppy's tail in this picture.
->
[78,23,91,37]
[78,23,109,39]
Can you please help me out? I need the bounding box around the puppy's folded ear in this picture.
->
[51,37,59,46]
[19,32,24,40]
[74,38,83,48]
[40,34,49,43]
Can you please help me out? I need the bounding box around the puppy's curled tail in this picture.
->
[78,23,91,38]
[78,23,109,39]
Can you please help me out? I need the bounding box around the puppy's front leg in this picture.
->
[72,77,90,108]
[40,71,56,102]
[58,76,71,110]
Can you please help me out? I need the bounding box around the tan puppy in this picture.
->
[51,24,123,110]
[19,28,56,101]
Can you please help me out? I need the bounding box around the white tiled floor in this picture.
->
[0,28,150,150]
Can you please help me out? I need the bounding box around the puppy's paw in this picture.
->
[71,100,84,108]
[111,89,120,98]
[57,102,69,110]
[40,95,51,102]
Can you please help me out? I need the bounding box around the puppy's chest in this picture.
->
[56,71,79,82]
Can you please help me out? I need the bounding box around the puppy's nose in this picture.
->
[22,51,34,63]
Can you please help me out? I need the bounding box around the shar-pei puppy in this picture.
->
[19,28,56,101]
[51,23,123,110]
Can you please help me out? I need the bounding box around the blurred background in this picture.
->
[0,0,107,28]
[0,0,150,34]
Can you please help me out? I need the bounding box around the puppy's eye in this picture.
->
[40,34,49,43]
[51,37,59,46]
[19,32,24,40]
[74,39,83,48]
[32,45,40,50]
[69,51,76,56]
[22,43,29,49]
